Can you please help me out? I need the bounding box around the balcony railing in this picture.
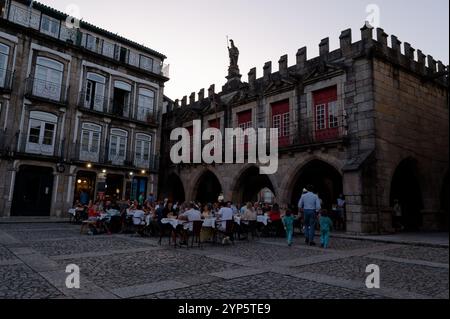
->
[25,78,68,104]
[9,132,64,158]
[111,99,133,118]
[70,143,160,172]
[0,68,14,91]
[134,107,158,124]
[78,91,108,113]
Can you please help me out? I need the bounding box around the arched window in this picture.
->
[109,128,128,165]
[84,72,106,112]
[26,111,58,156]
[0,43,10,88]
[34,57,64,101]
[134,133,152,168]
[137,88,155,122]
[80,123,102,162]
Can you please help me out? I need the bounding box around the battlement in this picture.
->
[171,24,448,112]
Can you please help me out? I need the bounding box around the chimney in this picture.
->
[279,55,288,76]
[296,47,307,70]
[248,68,256,87]
[198,89,205,101]
[339,28,352,54]
[319,38,329,58]
[263,61,272,81]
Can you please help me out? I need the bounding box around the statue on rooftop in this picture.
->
[228,39,240,77]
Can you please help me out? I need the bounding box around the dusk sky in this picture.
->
[40,0,449,99]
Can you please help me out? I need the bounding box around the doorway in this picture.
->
[11,166,54,216]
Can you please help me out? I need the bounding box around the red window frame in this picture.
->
[237,110,252,151]
[208,119,221,156]
[271,100,290,147]
[313,86,339,142]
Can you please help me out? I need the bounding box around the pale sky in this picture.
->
[39,0,449,99]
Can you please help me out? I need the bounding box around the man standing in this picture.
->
[298,185,321,246]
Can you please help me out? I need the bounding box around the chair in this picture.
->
[217,220,235,245]
[190,221,204,248]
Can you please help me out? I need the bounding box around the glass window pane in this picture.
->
[43,123,55,145]
[28,121,41,144]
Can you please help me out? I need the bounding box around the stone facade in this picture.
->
[160,26,449,234]
[0,0,168,218]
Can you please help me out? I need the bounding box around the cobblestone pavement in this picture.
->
[0,223,448,299]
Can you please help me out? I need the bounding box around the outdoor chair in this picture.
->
[247,220,260,240]
[190,221,204,248]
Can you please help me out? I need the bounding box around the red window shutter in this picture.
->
[271,100,289,116]
[238,110,252,124]
[209,119,220,129]
[313,86,337,105]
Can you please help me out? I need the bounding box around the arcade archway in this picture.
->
[289,160,343,210]
[164,173,186,203]
[194,170,223,203]
[232,166,276,204]
[390,158,423,231]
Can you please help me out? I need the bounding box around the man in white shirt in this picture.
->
[298,185,321,246]
[218,202,234,231]
[179,203,201,232]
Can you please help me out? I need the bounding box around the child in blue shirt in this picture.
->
[319,210,333,249]
[282,210,295,246]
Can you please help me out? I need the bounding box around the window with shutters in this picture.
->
[313,86,340,142]
[135,133,152,168]
[109,129,128,165]
[271,100,290,147]
[25,111,58,156]
[80,123,101,162]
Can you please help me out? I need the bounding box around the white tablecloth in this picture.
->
[257,215,270,226]
[68,209,76,216]
[161,218,188,229]
[202,218,217,228]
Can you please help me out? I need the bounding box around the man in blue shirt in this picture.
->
[298,185,321,246]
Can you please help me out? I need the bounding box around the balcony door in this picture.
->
[34,57,63,101]
[25,111,58,156]
[0,43,9,88]
[137,88,155,122]
[80,123,101,162]
[109,129,128,165]
[134,133,152,168]
[85,73,106,112]
[112,81,131,117]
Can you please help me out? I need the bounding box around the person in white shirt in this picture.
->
[298,185,321,246]
[179,203,202,232]
[132,206,146,226]
[218,202,234,231]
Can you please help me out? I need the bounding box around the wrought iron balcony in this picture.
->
[25,77,68,105]
[78,91,108,113]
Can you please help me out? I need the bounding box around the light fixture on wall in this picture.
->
[141,170,146,175]
[87,163,92,168]
[56,163,65,173]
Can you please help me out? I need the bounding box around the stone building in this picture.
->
[160,26,448,234]
[0,0,168,218]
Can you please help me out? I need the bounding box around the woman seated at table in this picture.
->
[202,204,213,219]
[87,201,100,220]
[242,202,257,221]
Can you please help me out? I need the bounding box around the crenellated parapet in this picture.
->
[171,24,448,113]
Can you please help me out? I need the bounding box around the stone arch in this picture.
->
[191,169,224,203]
[389,157,424,231]
[282,156,343,208]
[162,172,186,203]
[230,164,278,205]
